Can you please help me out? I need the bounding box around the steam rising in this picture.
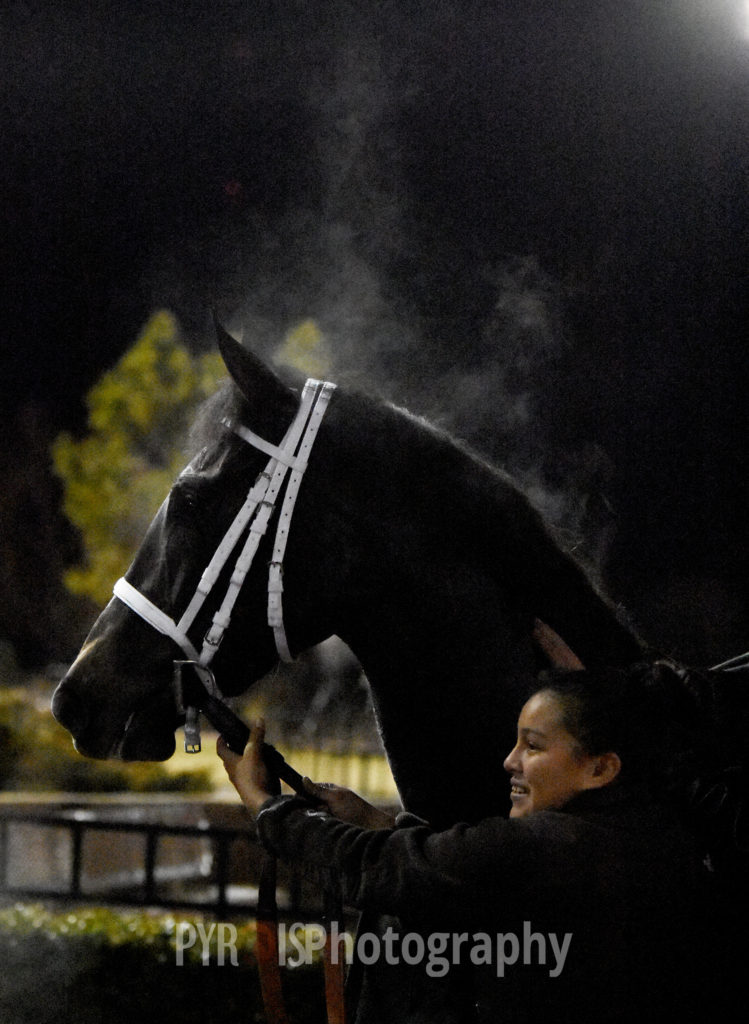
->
[209,18,610,573]
[139,0,744,662]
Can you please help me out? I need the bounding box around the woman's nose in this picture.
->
[503,744,520,774]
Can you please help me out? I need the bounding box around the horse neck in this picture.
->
[338,578,537,826]
[334,528,640,825]
[323,394,642,823]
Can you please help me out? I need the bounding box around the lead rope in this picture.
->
[254,754,347,1024]
[322,887,348,1024]
[257,850,347,1024]
[257,849,291,1024]
[180,676,346,1024]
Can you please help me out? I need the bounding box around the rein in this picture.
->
[111,376,346,1024]
[711,651,749,673]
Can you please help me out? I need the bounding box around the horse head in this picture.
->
[52,325,356,762]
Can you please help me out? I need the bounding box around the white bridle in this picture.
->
[112,377,336,750]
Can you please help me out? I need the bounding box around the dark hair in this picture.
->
[536,663,748,873]
[535,665,680,786]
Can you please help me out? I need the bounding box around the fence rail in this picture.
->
[0,804,313,918]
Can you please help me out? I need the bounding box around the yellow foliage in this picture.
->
[52,311,224,606]
[274,319,331,377]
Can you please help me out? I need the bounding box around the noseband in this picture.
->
[112,377,336,751]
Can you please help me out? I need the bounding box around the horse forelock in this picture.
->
[186,381,244,457]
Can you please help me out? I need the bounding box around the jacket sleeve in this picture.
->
[256,795,580,928]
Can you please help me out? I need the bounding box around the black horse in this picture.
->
[52,324,642,826]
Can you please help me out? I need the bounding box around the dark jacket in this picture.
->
[257,786,713,1023]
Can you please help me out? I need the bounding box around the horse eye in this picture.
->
[169,483,201,520]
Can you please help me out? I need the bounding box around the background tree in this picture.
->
[52,311,224,606]
[0,404,84,669]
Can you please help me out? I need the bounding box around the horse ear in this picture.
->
[213,314,296,421]
[533,618,585,670]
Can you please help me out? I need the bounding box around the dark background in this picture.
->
[1,0,747,670]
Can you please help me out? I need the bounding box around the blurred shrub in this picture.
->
[52,311,224,606]
[0,903,326,1024]
[0,690,212,792]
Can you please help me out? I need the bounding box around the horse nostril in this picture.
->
[51,685,89,737]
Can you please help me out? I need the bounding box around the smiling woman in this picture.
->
[221,663,737,1023]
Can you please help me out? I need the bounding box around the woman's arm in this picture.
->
[300,779,397,829]
[217,721,574,927]
[254,793,535,928]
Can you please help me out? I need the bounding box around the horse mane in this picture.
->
[187,368,574,576]
[187,369,499,479]
[184,366,634,649]
[336,387,558,556]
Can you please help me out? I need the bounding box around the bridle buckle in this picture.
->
[172,660,220,753]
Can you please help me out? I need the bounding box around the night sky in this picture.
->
[1,0,747,667]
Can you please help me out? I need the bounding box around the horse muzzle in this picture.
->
[51,684,89,741]
[52,674,178,762]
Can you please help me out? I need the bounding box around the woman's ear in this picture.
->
[588,751,622,789]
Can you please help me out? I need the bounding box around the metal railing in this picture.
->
[0,807,311,917]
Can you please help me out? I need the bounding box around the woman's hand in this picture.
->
[303,779,396,829]
[217,719,275,817]
[217,721,396,829]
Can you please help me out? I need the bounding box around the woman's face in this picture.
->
[503,690,610,818]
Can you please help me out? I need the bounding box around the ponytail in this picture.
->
[538,661,749,873]
[654,660,749,874]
